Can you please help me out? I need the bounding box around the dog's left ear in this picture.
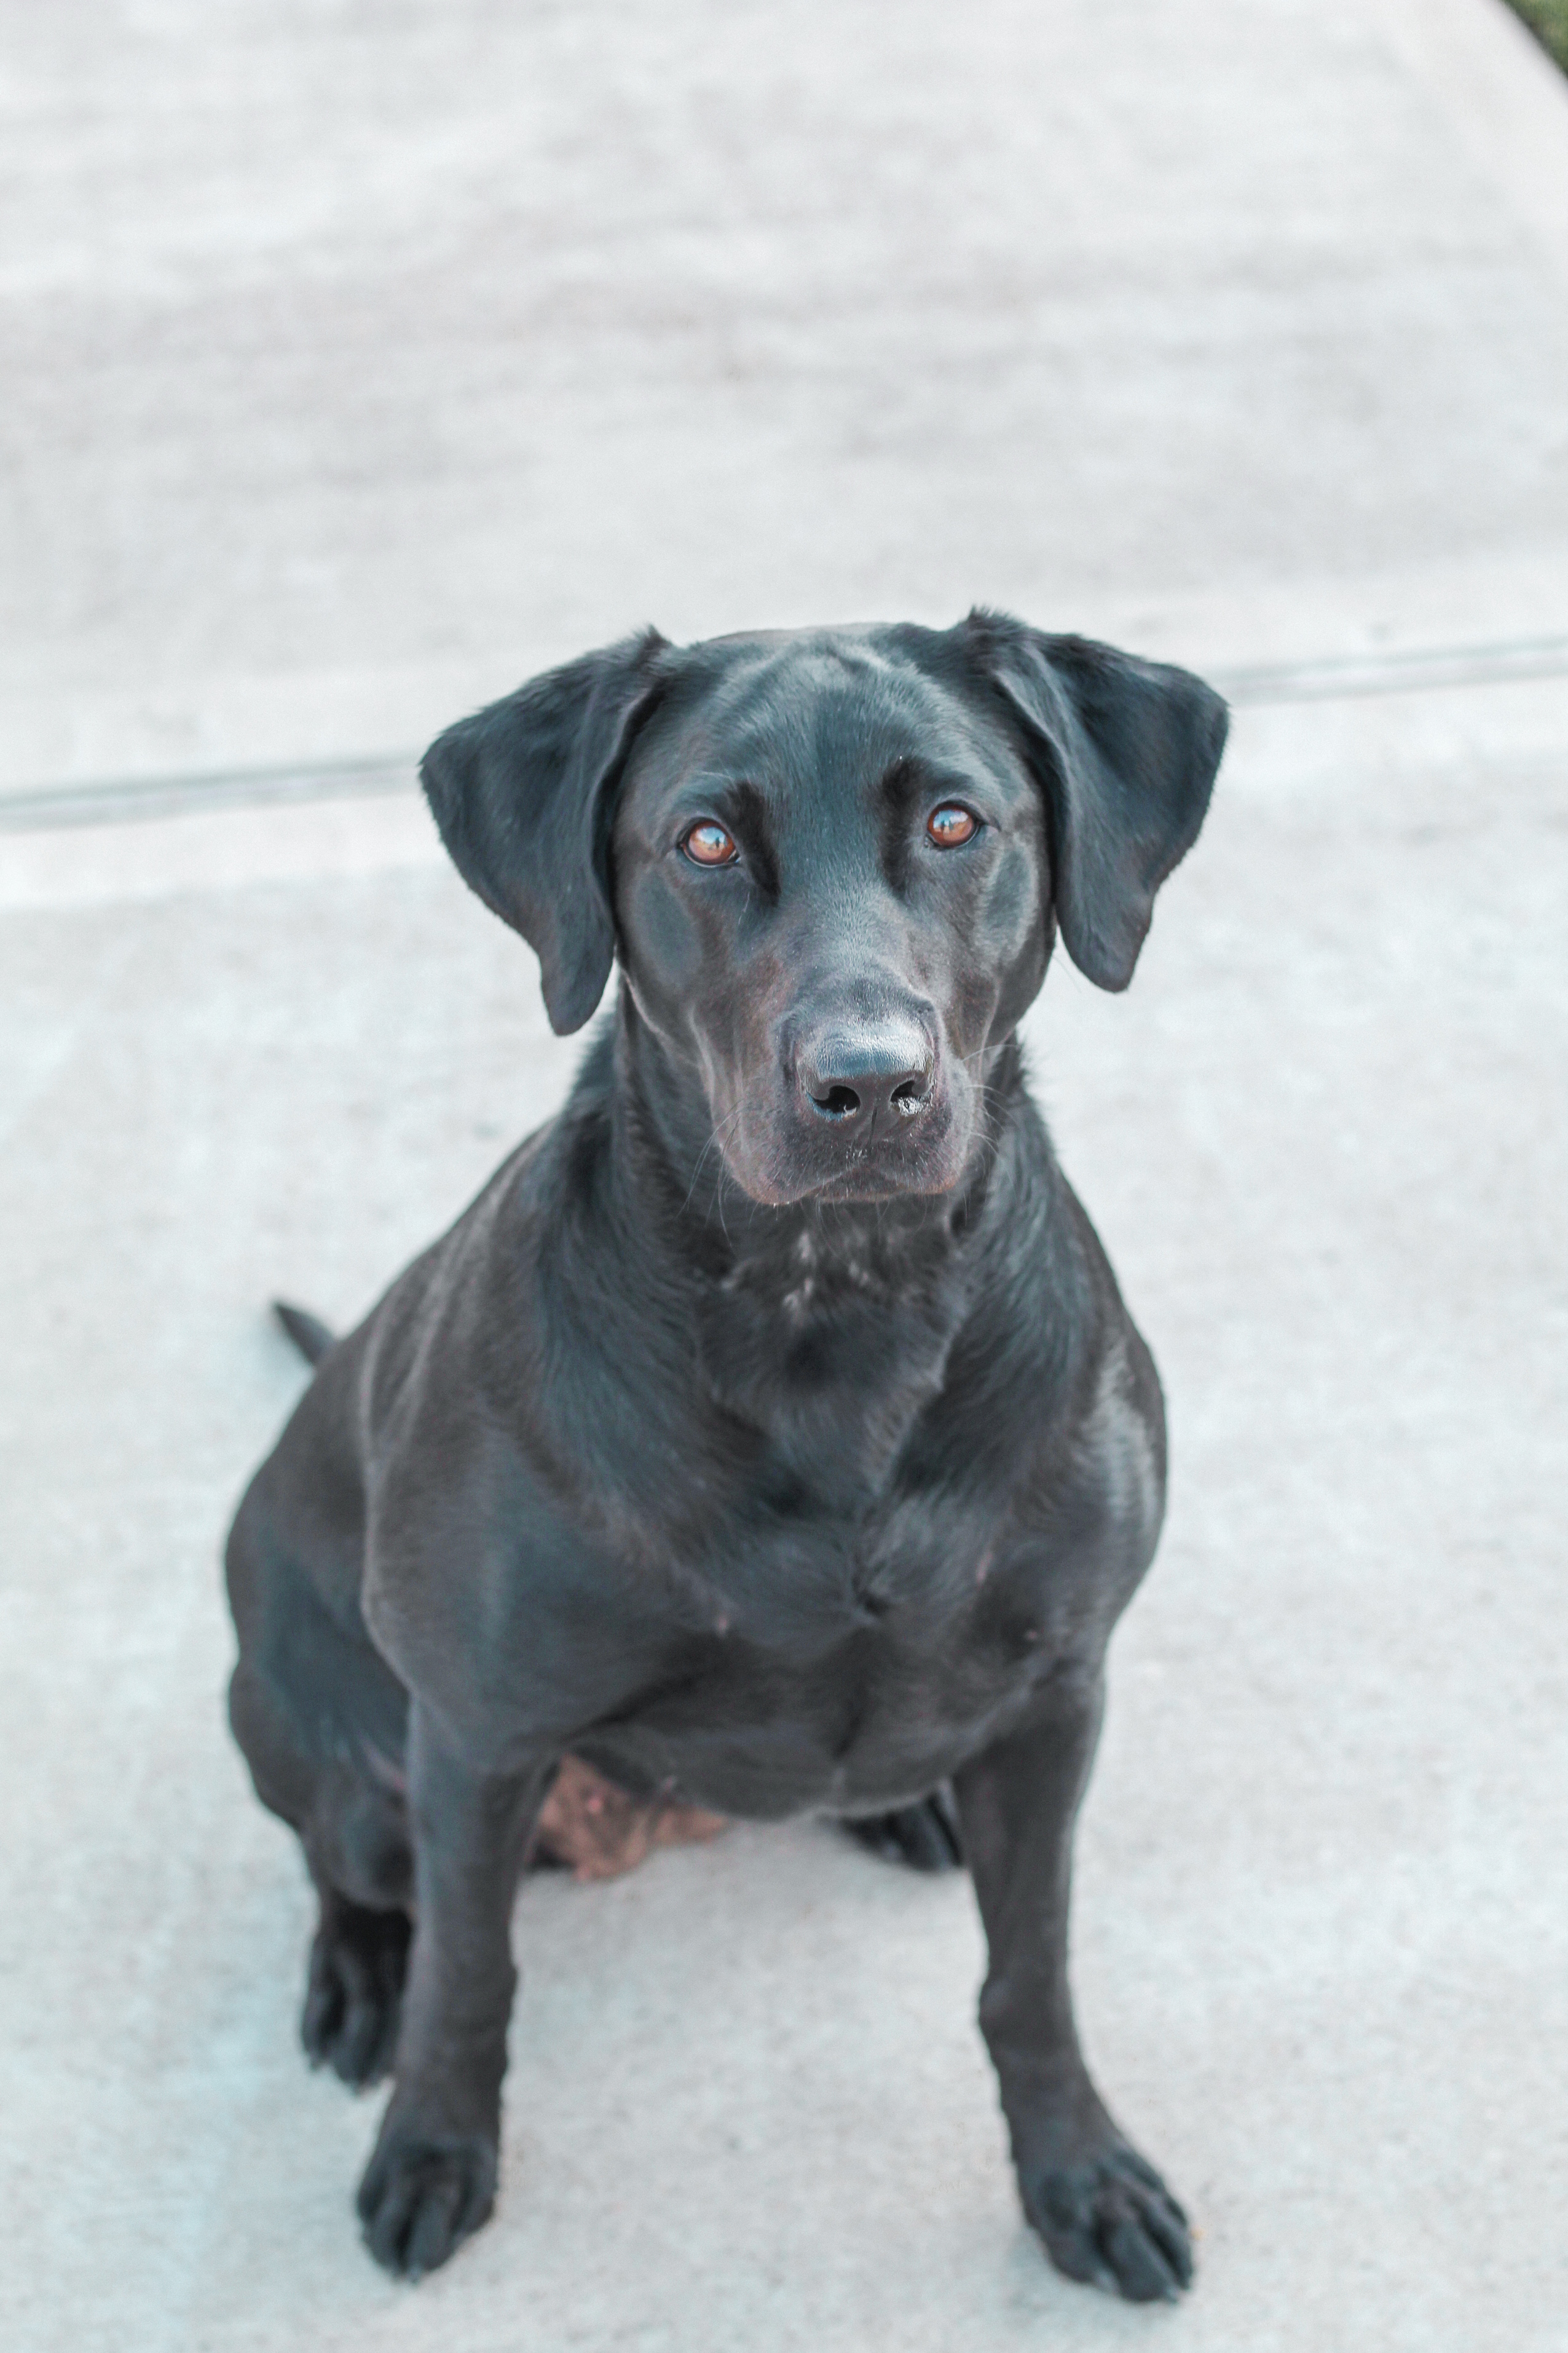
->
[420,630,669,1034]
[966,612,1229,992]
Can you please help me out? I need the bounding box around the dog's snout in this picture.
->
[800,1026,935,1126]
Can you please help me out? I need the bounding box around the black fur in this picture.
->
[272,1300,334,1367]
[226,612,1226,2295]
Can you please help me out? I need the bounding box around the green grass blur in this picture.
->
[1507,0,1568,71]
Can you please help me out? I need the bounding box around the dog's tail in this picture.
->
[272,1300,336,1367]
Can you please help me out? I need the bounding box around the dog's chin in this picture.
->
[717,1111,973,1211]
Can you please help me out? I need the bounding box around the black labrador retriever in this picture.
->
[226,609,1227,2297]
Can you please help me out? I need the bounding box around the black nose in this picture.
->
[800,1026,934,1125]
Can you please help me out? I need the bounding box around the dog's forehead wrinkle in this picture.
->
[668,638,995,811]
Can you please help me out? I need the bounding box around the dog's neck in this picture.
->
[596,989,1024,1504]
[605,984,1018,1269]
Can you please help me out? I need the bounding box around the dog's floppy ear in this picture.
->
[420,628,669,1035]
[966,611,1228,992]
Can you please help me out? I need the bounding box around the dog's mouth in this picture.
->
[797,1154,947,1204]
[715,1083,971,1209]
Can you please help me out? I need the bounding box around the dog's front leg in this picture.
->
[357,1700,553,2280]
[953,1671,1193,2303]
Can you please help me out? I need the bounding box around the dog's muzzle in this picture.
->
[797,1020,935,1134]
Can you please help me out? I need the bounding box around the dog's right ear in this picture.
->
[420,629,669,1035]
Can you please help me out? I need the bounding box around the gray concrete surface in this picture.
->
[2,4,1567,2349]
[6,0,1568,797]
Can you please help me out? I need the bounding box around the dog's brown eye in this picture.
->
[926,804,977,848]
[683,820,739,866]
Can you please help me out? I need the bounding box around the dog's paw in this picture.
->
[301,1901,410,2089]
[840,1785,964,1872]
[357,2111,497,2280]
[1021,2138,1193,2303]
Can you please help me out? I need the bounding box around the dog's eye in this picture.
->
[926,804,978,848]
[682,820,739,867]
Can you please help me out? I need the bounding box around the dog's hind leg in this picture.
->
[298,1760,414,2088]
[840,1785,964,1872]
[227,1461,419,2090]
[301,1869,413,2089]
[230,1644,416,2087]
[301,1890,410,2089]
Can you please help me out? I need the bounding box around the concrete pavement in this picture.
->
[5,0,1568,799]
[2,3,1567,2348]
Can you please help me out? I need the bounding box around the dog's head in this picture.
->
[422,614,1227,1207]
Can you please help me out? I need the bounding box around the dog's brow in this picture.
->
[875,756,931,890]
[877,754,978,810]
[720,777,781,901]
[878,754,924,812]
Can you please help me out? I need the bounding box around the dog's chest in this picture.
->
[691,1231,967,1508]
[580,1508,1064,1820]
[568,1256,1078,1813]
